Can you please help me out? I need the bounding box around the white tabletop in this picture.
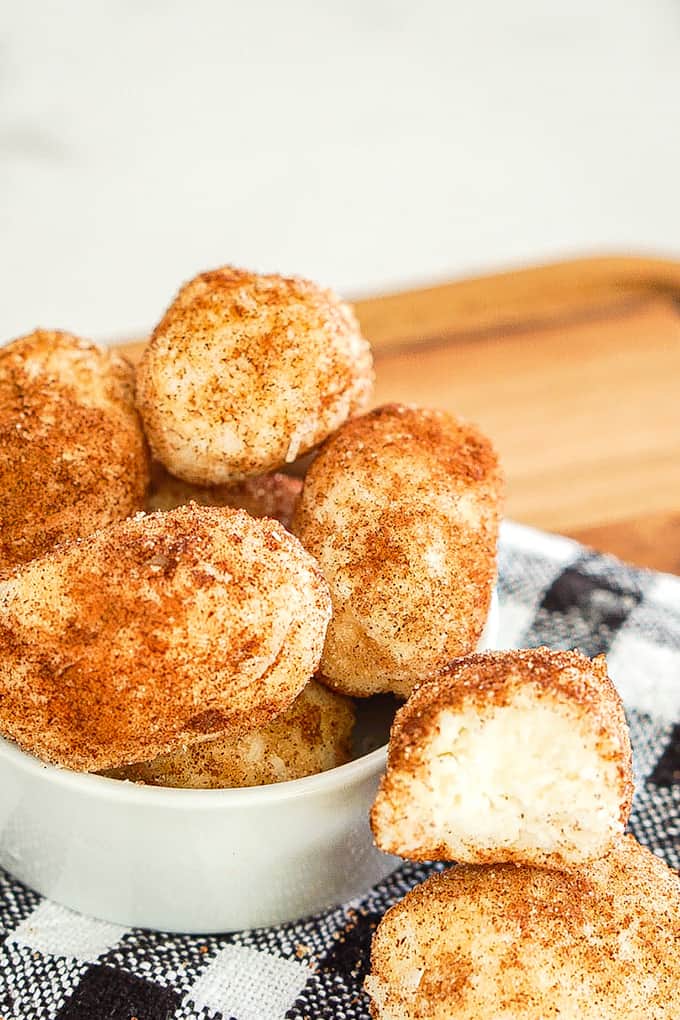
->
[2,0,680,341]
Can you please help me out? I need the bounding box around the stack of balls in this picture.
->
[0,266,501,783]
[366,647,679,1017]
[0,266,675,1016]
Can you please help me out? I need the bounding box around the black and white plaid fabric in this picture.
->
[1,521,678,1020]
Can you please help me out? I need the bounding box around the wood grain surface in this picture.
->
[121,256,680,574]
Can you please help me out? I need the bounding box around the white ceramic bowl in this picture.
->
[0,591,499,933]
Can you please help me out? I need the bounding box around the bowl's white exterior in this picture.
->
[0,737,394,932]
[0,591,498,932]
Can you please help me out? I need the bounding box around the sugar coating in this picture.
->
[292,404,502,697]
[105,680,355,788]
[366,835,680,1019]
[371,648,634,869]
[0,330,149,571]
[136,266,374,485]
[0,504,331,771]
[146,461,302,529]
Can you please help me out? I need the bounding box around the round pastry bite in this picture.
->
[366,836,679,1020]
[291,404,502,698]
[0,329,149,572]
[136,266,374,486]
[0,504,331,772]
[104,680,355,788]
[146,461,302,529]
[371,648,633,869]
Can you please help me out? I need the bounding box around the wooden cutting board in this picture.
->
[122,255,680,575]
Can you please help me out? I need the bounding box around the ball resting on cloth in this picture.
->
[366,835,680,1020]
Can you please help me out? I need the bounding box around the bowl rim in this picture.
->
[0,589,499,808]
[0,728,388,807]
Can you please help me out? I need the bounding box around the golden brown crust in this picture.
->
[136,266,374,485]
[0,504,331,771]
[367,836,679,1019]
[104,680,355,788]
[146,461,302,529]
[0,330,149,572]
[292,404,503,697]
[371,648,634,868]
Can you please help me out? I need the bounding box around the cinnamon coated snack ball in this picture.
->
[136,267,374,486]
[371,649,633,869]
[292,404,503,698]
[105,680,355,788]
[0,330,149,571]
[146,461,302,530]
[0,504,331,772]
[366,836,679,1020]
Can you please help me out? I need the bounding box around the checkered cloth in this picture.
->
[1,520,678,1020]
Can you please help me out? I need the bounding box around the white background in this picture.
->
[2,0,679,341]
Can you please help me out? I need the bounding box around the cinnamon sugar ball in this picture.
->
[291,404,503,698]
[146,461,302,529]
[0,504,331,772]
[136,267,374,486]
[366,836,680,1019]
[105,680,355,788]
[0,330,149,571]
[371,649,634,869]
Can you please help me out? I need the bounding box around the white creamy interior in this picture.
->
[400,697,623,860]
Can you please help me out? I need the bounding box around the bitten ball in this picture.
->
[371,648,634,869]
